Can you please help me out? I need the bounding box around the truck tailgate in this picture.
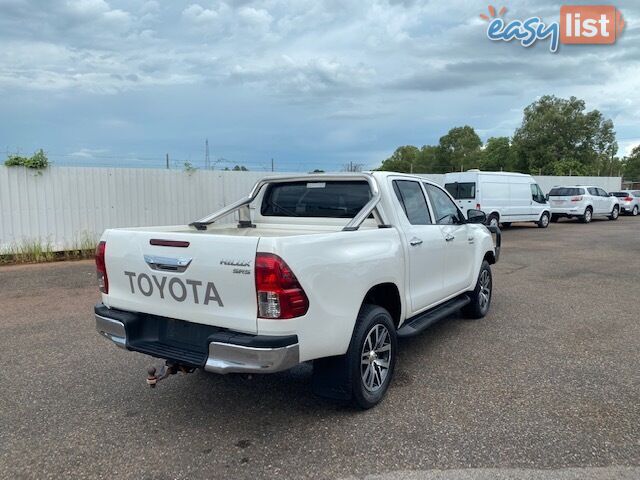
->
[103,229,259,334]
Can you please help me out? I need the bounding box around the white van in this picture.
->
[444,170,551,228]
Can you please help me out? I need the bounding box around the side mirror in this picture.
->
[466,209,486,224]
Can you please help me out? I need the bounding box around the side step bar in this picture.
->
[397,295,471,338]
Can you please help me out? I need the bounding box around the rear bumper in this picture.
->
[550,206,583,215]
[94,304,299,374]
[619,203,634,212]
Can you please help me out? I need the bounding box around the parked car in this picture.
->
[444,170,551,228]
[548,186,620,223]
[609,191,640,216]
[94,172,500,408]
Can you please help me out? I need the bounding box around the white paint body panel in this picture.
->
[99,172,497,364]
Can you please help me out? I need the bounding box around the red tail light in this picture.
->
[255,253,308,319]
[95,241,108,294]
[571,196,583,202]
[625,197,633,202]
[476,203,481,210]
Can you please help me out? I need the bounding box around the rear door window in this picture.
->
[587,187,598,196]
[444,182,476,200]
[393,180,431,225]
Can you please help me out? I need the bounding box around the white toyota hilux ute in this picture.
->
[94,172,501,408]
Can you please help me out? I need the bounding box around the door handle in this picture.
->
[409,237,423,246]
[445,234,455,242]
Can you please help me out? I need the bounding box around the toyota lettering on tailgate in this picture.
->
[123,271,224,306]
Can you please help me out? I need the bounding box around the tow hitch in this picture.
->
[146,362,195,388]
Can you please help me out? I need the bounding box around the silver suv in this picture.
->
[548,186,620,223]
[610,190,640,216]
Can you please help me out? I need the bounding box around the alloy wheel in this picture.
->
[360,324,392,393]
[479,269,491,313]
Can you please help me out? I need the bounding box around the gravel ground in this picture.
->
[0,216,638,479]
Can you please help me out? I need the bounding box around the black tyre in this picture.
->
[537,211,550,228]
[501,222,512,228]
[551,215,559,223]
[348,305,397,409]
[632,206,639,217]
[580,207,593,224]
[462,261,492,320]
[487,214,499,229]
[608,205,619,220]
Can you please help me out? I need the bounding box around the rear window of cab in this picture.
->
[260,181,371,218]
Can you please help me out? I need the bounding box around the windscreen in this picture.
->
[444,182,476,199]
[548,187,584,196]
[261,181,371,218]
[610,192,629,198]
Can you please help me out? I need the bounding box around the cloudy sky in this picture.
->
[0,0,639,171]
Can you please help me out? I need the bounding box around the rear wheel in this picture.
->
[632,206,639,216]
[580,207,592,224]
[609,205,619,220]
[537,212,550,228]
[462,261,492,320]
[487,214,499,229]
[349,305,397,409]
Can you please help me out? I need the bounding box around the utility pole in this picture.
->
[271,158,274,172]
[166,153,169,169]
[205,139,210,170]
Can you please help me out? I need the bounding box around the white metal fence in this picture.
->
[0,166,621,252]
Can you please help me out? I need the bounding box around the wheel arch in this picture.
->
[361,283,402,329]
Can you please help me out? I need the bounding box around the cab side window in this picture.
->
[531,184,546,204]
[423,183,461,225]
[393,180,431,225]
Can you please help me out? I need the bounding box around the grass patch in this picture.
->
[0,233,97,265]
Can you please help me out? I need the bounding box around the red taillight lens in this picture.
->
[95,241,108,294]
[476,203,481,210]
[625,197,633,202]
[571,196,583,202]
[255,253,308,319]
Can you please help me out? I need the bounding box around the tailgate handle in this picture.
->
[144,255,192,272]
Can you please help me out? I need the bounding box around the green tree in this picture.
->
[378,145,439,173]
[623,146,640,181]
[512,95,617,175]
[480,137,513,171]
[378,145,421,173]
[436,126,482,173]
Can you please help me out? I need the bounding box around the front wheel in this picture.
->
[462,261,492,319]
[349,305,397,409]
[537,212,550,228]
[609,205,619,220]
